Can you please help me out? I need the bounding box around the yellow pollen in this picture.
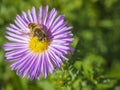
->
[29,37,49,53]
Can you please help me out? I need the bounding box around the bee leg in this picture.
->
[38,37,42,41]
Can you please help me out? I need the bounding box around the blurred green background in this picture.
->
[0,0,120,90]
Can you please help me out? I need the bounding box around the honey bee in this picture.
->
[28,23,46,41]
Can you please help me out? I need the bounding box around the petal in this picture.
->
[38,6,42,24]
[52,26,73,36]
[10,51,32,70]
[5,35,28,43]
[47,8,57,29]
[5,49,29,60]
[50,15,64,32]
[40,53,44,74]
[49,45,69,55]
[43,5,49,25]
[52,22,68,34]
[42,52,48,78]
[48,46,65,56]
[22,11,30,24]
[35,54,42,79]
[16,15,27,28]
[14,20,25,29]
[28,10,34,22]
[51,39,72,45]
[4,43,27,51]
[51,44,71,50]
[27,55,38,80]
[52,32,73,39]
[31,7,37,23]
[60,55,69,61]
[48,49,63,69]
[45,51,54,74]
[6,27,21,34]
[17,54,35,78]
[51,51,63,65]
[6,31,29,41]
[10,24,20,30]
[4,42,27,47]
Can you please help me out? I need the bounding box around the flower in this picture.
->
[3,6,73,80]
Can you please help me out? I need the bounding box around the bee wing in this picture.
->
[18,28,31,36]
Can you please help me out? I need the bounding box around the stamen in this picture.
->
[29,37,49,53]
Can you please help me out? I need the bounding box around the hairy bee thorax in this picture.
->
[28,23,47,41]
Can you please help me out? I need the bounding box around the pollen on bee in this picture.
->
[29,36,49,53]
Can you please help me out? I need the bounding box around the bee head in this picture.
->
[28,23,37,30]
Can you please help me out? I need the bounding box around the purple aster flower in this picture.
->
[3,6,73,80]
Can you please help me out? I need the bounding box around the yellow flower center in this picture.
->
[29,37,49,53]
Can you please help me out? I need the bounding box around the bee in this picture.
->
[28,23,46,41]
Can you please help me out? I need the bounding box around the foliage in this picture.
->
[0,0,120,90]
